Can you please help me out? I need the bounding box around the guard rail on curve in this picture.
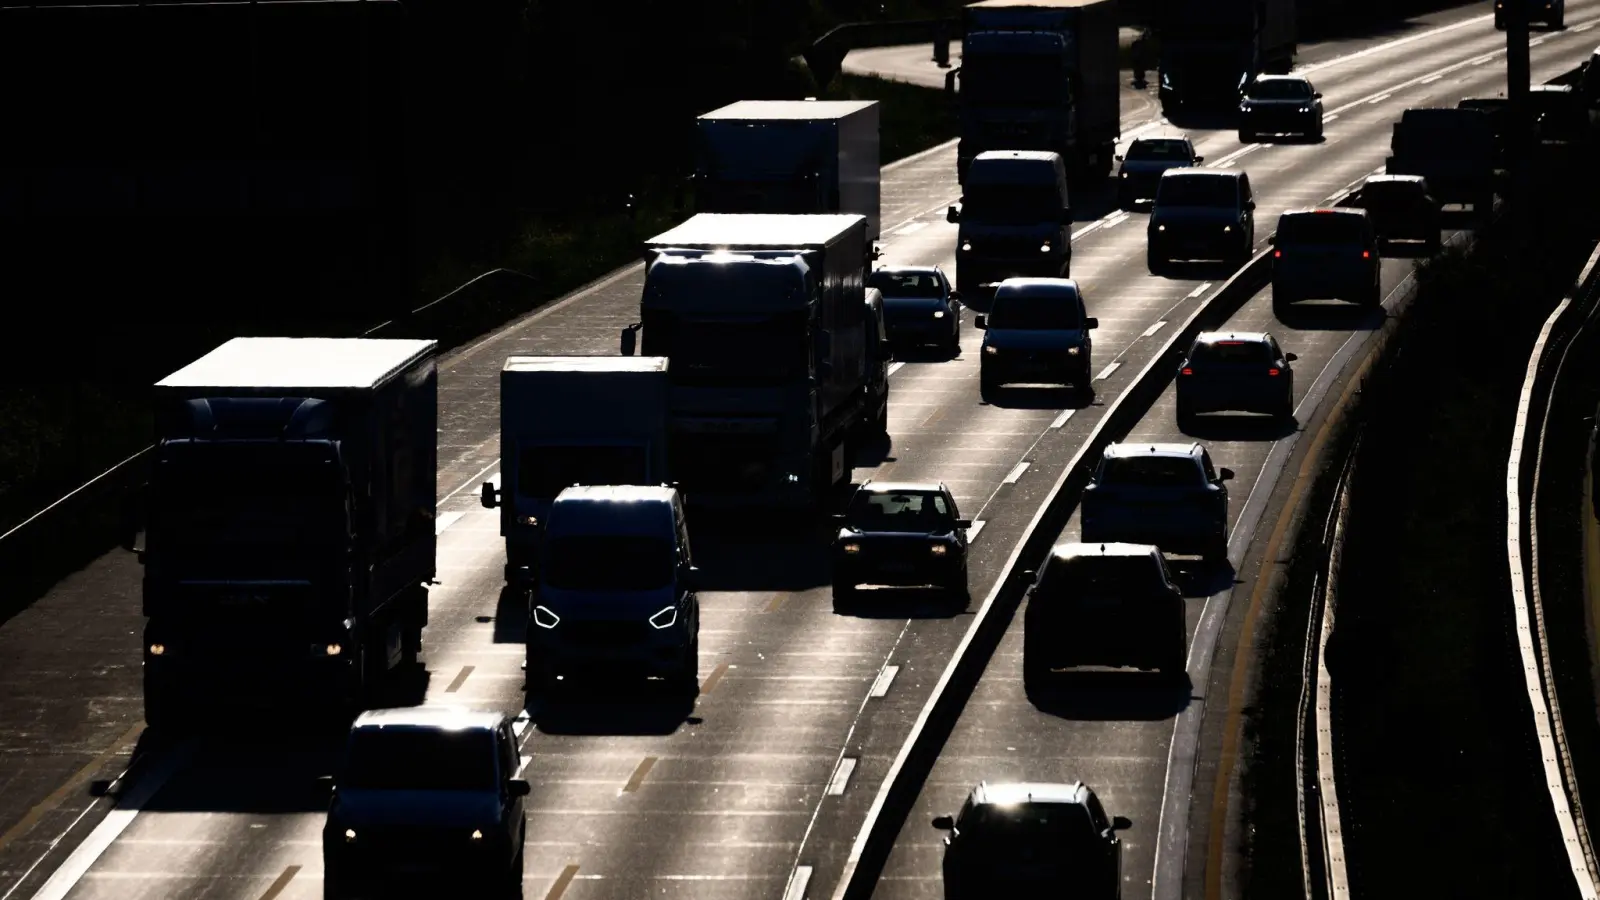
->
[1509,240,1600,899]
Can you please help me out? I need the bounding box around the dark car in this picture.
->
[1353,175,1441,253]
[323,707,529,899]
[1238,74,1324,141]
[1176,331,1297,425]
[869,265,962,354]
[1115,136,1203,209]
[1456,97,1510,164]
[1080,442,1233,562]
[1148,168,1256,271]
[1022,542,1188,688]
[1496,0,1564,30]
[831,482,972,609]
[976,277,1099,400]
[933,780,1128,899]
[1530,83,1588,143]
[1269,208,1382,313]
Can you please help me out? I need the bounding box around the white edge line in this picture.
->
[827,758,859,796]
[1292,12,1493,78]
[434,511,466,535]
[782,865,814,900]
[1323,113,1341,123]
[967,520,987,542]
[1141,319,1169,339]
[1421,73,1443,84]
[1315,481,1351,900]
[1095,362,1122,381]
[869,665,900,698]
[1050,410,1075,429]
[1187,282,1213,299]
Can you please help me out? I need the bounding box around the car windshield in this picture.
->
[847,490,952,530]
[543,535,675,591]
[1126,140,1192,162]
[1156,176,1236,207]
[342,728,497,791]
[869,271,943,299]
[988,293,1081,330]
[1245,79,1313,100]
[1051,557,1168,598]
[1191,340,1273,365]
[960,802,1098,857]
[1099,456,1204,487]
[1278,214,1365,245]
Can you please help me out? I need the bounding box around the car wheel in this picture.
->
[1311,121,1324,140]
[1278,392,1295,421]
[943,329,961,357]
[1022,642,1051,699]
[673,635,700,697]
[505,841,526,899]
[874,401,890,439]
[1554,14,1565,27]
[1238,129,1255,142]
[323,875,348,900]
[1365,283,1384,307]
[1147,249,1166,274]
[980,373,1000,401]
[1166,630,1189,680]
[1205,531,1229,564]
[1176,400,1196,431]
[832,580,858,612]
[525,651,555,698]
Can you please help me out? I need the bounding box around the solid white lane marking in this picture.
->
[1002,461,1031,484]
[1368,92,1392,104]
[1141,319,1169,338]
[1050,409,1075,429]
[782,866,813,900]
[888,361,905,376]
[435,511,466,535]
[827,758,858,796]
[1095,362,1122,381]
[968,520,987,542]
[1421,73,1443,84]
[869,666,899,698]
[1187,283,1212,299]
[892,222,929,236]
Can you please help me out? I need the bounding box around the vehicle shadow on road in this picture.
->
[1069,183,1120,225]
[1272,300,1386,331]
[530,681,699,736]
[1167,558,1238,598]
[834,586,971,620]
[891,344,962,365]
[1160,110,1237,131]
[1179,413,1298,442]
[134,731,344,813]
[490,586,529,644]
[853,432,895,469]
[983,384,1096,410]
[684,518,832,593]
[1026,671,1194,721]
[1152,259,1245,282]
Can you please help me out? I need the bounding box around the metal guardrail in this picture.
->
[1508,240,1600,900]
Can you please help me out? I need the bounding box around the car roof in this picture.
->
[353,706,505,733]
[1196,330,1272,346]
[1159,167,1240,181]
[1279,206,1369,222]
[1131,135,1191,145]
[972,149,1063,163]
[1102,442,1203,460]
[554,484,677,505]
[994,277,1081,299]
[857,480,949,495]
[871,265,942,276]
[1250,74,1311,84]
[1049,541,1162,563]
[971,780,1090,806]
[1363,174,1426,186]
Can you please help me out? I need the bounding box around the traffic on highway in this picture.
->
[1,0,1599,899]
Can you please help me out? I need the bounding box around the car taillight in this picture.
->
[1273,250,1281,258]
[1268,367,1280,376]
[1181,367,1193,375]
[1362,250,1370,258]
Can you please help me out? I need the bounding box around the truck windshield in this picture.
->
[152,459,346,551]
[643,310,811,381]
[342,728,497,792]
[987,294,1081,330]
[544,535,675,591]
[1156,177,1237,207]
[962,184,1062,224]
[517,445,650,500]
[961,53,1062,108]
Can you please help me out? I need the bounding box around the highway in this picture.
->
[0,7,1595,900]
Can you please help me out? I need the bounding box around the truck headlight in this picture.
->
[1039,241,1052,252]
[983,345,998,355]
[960,241,973,252]
[933,310,946,318]
[148,643,165,656]
[518,515,538,527]
[1223,225,1232,233]
[842,542,861,554]
[344,828,358,843]
[930,544,948,556]
[1066,346,1080,355]
[470,829,484,841]
[1157,224,1166,231]
[648,606,677,630]
[325,643,343,656]
[533,605,561,629]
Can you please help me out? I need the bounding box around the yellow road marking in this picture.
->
[623,756,657,793]
[257,865,299,900]
[700,662,729,696]
[0,723,143,856]
[765,592,791,613]
[544,863,580,900]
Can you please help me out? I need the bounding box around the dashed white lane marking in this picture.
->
[1103,212,1131,228]
[1575,20,1595,31]
[1368,92,1392,103]
[435,511,466,534]
[1529,35,1548,45]
[1002,461,1031,484]
[1095,362,1122,381]
[1072,221,1102,240]
[1212,143,1261,168]
[1324,113,1341,123]
[1141,319,1169,338]
[1421,73,1443,84]
[782,866,813,900]
[1470,52,1496,65]
[1050,409,1075,429]
[827,758,858,796]
[1186,282,1212,299]
[892,221,929,236]
[888,361,905,376]
[869,665,900,698]
[968,520,987,542]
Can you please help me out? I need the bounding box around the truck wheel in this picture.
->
[874,401,890,439]
[323,874,350,900]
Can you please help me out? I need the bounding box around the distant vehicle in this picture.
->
[1147,168,1257,271]
[481,356,670,590]
[1114,136,1203,209]
[949,150,1074,297]
[1156,0,1295,116]
[1269,208,1383,314]
[1529,83,1589,144]
[1352,175,1442,253]
[1385,108,1496,215]
[1022,542,1188,686]
[1176,332,1298,426]
[1080,442,1233,562]
[830,482,973,609]
[932,780,1129,898]
[693,99,882,242]
[1238,75,1324,142]
[975,277,1099,401]
[868,265,963,354]
[1495,0,1564,30]
[323,707,529,899]
[1456,97,1511,164]
[952,0,1122,181]
[527,485,700,696]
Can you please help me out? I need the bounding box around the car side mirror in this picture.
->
[1114,154,1123,161]
[1219,467,1236,481]
[1285,351,1298,361]
[508,779,532,798]
[1314,91,1323,99]
[1020,568,1037,582]
[1244,199,1256,211]
[1084,316,1099,329]
[932,815,955,830]
[948,289,962,303]
[955,518,973,529]
[481,481,499,509]
[1112,815,1132,830]
[831,514,848,525]
[947,205,961,223]
[1194,155,1205,164]
[974,314,987,329]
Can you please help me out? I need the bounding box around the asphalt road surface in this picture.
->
[0,5,1594,900]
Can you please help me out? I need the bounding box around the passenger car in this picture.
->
[832,482,972,608]
[1495,0,1563,30]
[1079,443,1233,562]
[1238,74,1324,141]
[323,707,529,898]
[1176,331,1297,424]
[1114,136,1202,209]
[868,265,962,354]
[1022,542,1188,685]
[1353,175,1441,253]
[976,278,1098,399]
[1147,169,1256,270]
[933,780,1129,899]
[1269,208,1382,313]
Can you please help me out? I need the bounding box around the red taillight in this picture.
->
[1273,249,1282,258]
[1268,367,1280,376]
[1181,367,1193,375]
[1362,250,1370,258]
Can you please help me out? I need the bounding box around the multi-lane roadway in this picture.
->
[1,5,1597,900]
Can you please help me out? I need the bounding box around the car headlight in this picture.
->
[983,345,998,355]
[842,542,861,554]
[148,643,165,656]
[518,515,538,527]
[960,241,973,252]
[930,544,948,556]
[533,605,560,629]
[1298,106,1310,113]
[1066,346,1080,355]
[1039,241,1052,253]
[470,829,483,841]
[1120,171,1128,178]
[933,310,946,318]
[1223,225,1232,232]
[648,606,677,630]
[344,828,358,843]
[1157,224,1166,232]
[324,643,343,656]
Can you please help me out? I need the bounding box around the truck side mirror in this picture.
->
[974,314,986,329]
[1084,316,1099,329]
[947,205,961,223]
[620,326,637,357]
[1194,155,1205,163]
[481,482,499,509]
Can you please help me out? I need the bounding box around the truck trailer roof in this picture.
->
[967,0,1112,8]
[503,356,669,375]
[699,99,876,120]
[647,213,865,250]
[158,337,436,391]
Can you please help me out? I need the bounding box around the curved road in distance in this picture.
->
[0,8,1594,900]
[863,19,1600,900]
